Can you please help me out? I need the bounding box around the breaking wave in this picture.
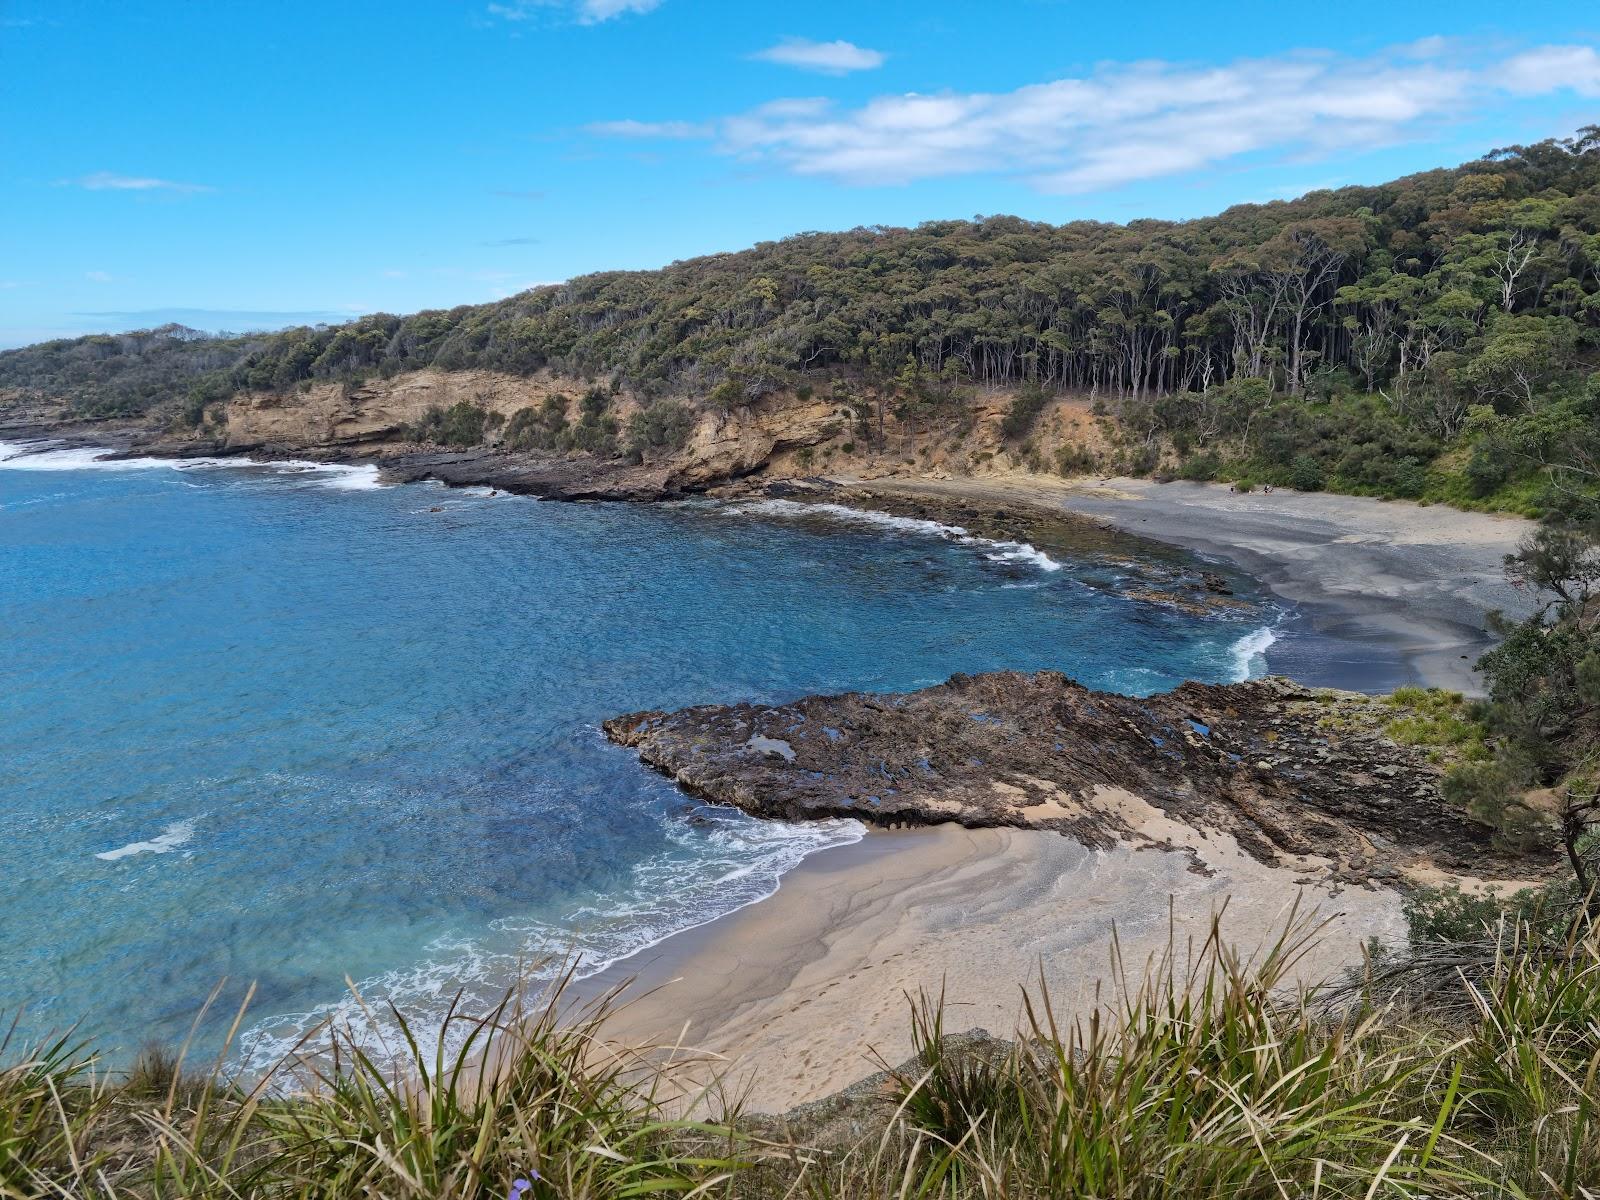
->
[94,818,201,862]
[0,440,386,491]
[727,498,1064,572]
[1228,625,1279,681]
[235,809,863,1077]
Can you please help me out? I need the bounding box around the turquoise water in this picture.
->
[0,442,1279,1068]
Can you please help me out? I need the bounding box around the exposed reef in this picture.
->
[605,671,1545,883]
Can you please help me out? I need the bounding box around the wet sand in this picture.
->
[850,474,1534,695]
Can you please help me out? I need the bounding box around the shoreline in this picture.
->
[573,472,1539,1113]
[831,473,1535,695]
[582,821,1423,1114]
[5,436,1540,1110]
[3,433,1535,697]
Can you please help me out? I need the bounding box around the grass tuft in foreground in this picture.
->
[6,913,1600,1197]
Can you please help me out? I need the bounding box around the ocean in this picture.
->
[0,441,1285,1070]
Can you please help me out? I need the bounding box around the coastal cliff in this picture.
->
[0,359,1123,502]
[605,671,1548,884]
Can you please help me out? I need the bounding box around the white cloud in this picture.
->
[587,39,1600,193]
[1395,35,1450,60]
[68,171,215,194]
[585,118,711,138]
[85,270,117,283]
[752,38,885,75]
[487,0,659,24]
[1495,44,1600,96]
[577,0,659,20]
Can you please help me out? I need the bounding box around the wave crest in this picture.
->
[234,810,863,1078]
[0,441,386,491]
[1228,626,1278,681]
[729,498,1064,572]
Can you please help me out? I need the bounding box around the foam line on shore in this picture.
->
[729,498,1065,572]
[234,809,864,1080]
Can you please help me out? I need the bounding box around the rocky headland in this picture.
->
[0,368,856,500]
[605,670,1548,886]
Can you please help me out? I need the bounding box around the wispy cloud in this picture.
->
[752,38,885,75]
[585,118,710,138]
[84,270,119,284]
[481,236,542,246]
[487,0,659,25]
[1493,44,1600,96]
[588,39,1600,193]
[431,267,523,282]
[577,0,659,20]
[66,171,216,194]
[494,188,547,200]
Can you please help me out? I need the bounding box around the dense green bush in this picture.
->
[502,394,569,451]
[999,382,1050,440]
[557,387,619,455]
[625,400,696,462]
[1176,451,1221,481]
[410,401,499,447]
[1288,454,1324,491]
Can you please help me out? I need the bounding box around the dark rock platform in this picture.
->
[606,671,1539,882]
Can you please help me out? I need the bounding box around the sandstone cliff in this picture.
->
[0,368,1118,501]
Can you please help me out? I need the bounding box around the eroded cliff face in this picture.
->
[216,369,558,449]
[206,370,852,497]
[0,369,858,498]
[0,363,1123,499]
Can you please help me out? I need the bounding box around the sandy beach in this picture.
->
[590,820,1411,1113]
[579,476,1539,1114]
[853,474,1535,695]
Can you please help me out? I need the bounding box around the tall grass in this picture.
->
[852,913,1600,1199]
[6,915,1600,1197]
[2,974,742,1199]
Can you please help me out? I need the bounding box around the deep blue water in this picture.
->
[0,442,1279,1068]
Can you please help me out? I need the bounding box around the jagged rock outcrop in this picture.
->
[606,671,1538,881]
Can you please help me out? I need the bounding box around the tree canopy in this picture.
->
[3,129,1597,511]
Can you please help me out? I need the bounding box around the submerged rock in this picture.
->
[605,671,1540,881]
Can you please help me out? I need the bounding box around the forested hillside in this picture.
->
[3,128,1598,515]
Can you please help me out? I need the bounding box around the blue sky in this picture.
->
[3,0,1597,349]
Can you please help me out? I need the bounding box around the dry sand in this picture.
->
[589,819,1405,1113]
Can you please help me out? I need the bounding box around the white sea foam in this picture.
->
[95,818,201,862]
[235,811,865,1078]
[0,440,175,472]
[0,440,388,491]
[730,498,1064,572]
[1228,625,1279,682]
